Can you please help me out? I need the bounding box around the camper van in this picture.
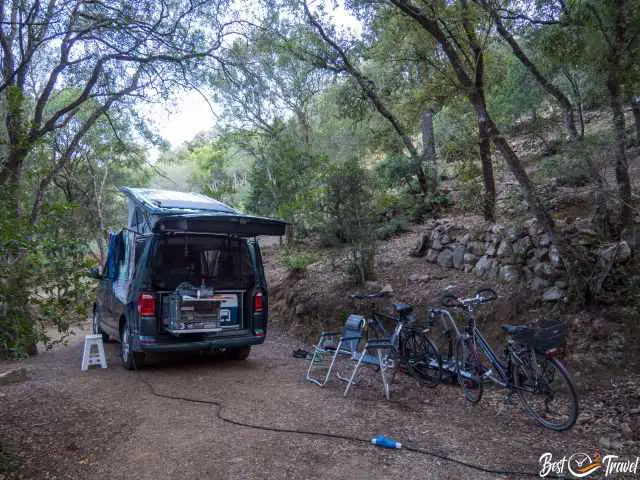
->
[89,188,286,369]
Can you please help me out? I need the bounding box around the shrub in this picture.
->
[375,216,409,240]
[280,250,317,274]
[451,160,485,215]
[540,154,592,187]
[0,199,92,359]
[321,158,377,284]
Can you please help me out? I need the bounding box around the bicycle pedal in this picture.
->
[502,393,515,405]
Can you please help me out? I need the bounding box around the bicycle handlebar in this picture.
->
[441,288,498,310]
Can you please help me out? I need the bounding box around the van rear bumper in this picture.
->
[131,334,265,352]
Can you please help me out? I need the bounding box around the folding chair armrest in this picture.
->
[314,331,342,350]
[318,331,341,338]
[340,335,362,342]
[364,340,394,350]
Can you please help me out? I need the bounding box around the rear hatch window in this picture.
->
[150,235,254,291]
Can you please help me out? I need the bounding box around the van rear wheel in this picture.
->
[228,346,251,360]
[120,319,145,370]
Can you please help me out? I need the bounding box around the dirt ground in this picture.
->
[0,320,628,480]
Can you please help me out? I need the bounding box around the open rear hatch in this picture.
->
[153,213,286,237]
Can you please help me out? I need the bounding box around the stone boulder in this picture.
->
[469,241,485,256]
[537,232,553,248]
[437,248,454,268]
[499,265,520,283]
[408,274,431,283]
[598,241,632,265]
[409,234,429,257]
[529,277,552,291]
[513,236,532,256]
[542,286,564,302]
[463,253,477,265]
[452,245,465,270]
[549,246,562,267]
[431,235,444,251]
[497,240,513,258]
[474,255,495,277]
[533,262,554,280]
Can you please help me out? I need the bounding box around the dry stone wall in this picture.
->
[410,218,633,301]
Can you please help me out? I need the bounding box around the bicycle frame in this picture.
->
[369,310,409,351]
[467,319,537,393]
[470,325,510,387]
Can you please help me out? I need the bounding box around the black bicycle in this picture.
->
[442,288,579,431]
[350,292,442,386]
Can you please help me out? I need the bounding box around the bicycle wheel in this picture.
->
[512,350,579,431]
[455,335,483,404]
[402,328,442,386]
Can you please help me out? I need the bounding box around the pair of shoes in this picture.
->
[293,348,309,359]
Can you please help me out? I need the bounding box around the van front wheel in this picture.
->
[120,319,145,370]
[228,346,251,360]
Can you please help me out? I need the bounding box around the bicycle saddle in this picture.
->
[393,303,414,315]
[502,324,530,335]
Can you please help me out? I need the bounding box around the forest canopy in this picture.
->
[1,0,639,356]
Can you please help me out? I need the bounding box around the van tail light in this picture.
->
[138,293,156,317]
[254,291,264,313]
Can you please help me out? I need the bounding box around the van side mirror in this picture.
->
[87,266,103,280]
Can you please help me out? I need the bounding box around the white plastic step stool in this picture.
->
[81,334,107,371]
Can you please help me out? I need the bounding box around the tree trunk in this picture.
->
[478,120,496,221]
[607,2,632,226]
[461,0,495,222]
[295,106,312,150]
[481,0,578,140]
[564,71,585,139]
[608,74,632,225]
[485,117,555,231]
[632,96,640,145]
[578,102,585,139]
[303,2,429,195]
[563,108,579,140]
[1,148,27,218]
[387,0,584,300]
[421,109,437,193]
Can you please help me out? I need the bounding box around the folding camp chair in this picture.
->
[343,339,395,400]
[306,314,366,387]
[306,314,396,400]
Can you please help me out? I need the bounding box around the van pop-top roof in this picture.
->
[120,187,286,236]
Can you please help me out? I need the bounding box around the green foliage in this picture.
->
[279,249,317,273]
[536,135,608,187]
[434,103,477,165]
[320,158,376,284]
[452,160,484,215]
[0,197,92,359]
[247,128,324,235]
[487,45,546,128]
[375,216,409,240]
[375,153,418,190]
[540,154,592,187]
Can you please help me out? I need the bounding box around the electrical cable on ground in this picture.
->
[132,361,564,479]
